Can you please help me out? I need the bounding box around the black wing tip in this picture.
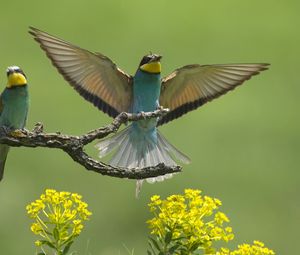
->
[75,86,119,118]
[28,28,37,37]
[28,26,42,35]
[29,26,60,41]
[256,63,270,70]
[28,26,44,40]
[28,25,36,31]
[260,63,271,71]
[158,98,207,126]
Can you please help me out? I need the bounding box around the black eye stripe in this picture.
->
[139,54,162,67]
[6,68,26,78]
[139,56,151,66]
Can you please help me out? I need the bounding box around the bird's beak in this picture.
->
[150,55,162,62]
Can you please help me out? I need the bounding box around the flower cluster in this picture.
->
[26,189,92,255]
[217,241,275,255]
[147,189,275,255]
[147,189,234,254]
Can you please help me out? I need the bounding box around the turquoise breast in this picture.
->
[0,86,29,129]
[132,70,161,131]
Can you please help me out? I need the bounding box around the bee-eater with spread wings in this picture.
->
[29,27,269,189]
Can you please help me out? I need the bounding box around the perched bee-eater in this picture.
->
[0,66,29,181]
[29,27,269,187]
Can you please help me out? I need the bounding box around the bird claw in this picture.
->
[139,111,146,119]
[10,129,26,138]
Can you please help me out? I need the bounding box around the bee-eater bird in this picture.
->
[29,27,269,187]
[0,66,29,181]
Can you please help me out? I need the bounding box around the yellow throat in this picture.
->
[140,61,161,74]
[7,72,27,88]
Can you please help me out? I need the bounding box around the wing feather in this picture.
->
[29,27,133,118]
[159,63,269,125]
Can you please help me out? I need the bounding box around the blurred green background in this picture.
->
[0,0,299,254]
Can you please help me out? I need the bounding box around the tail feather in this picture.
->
[95,125,190,195]
[145,144,152,167]
[0,145,10,181]
[122,142,133,167]
[158,131,191,164]
[112,137,129,166]
[95,127,129,158]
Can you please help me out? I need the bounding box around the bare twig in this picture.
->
[0,108,182,179]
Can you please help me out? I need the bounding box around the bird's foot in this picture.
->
[157,106,169,114]
[139,111,147,119]
[10,129,26,138]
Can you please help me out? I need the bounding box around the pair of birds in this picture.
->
[0,27,269,184]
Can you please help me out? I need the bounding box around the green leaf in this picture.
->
[61,236,74,246]
[168,244,180,253]
[37,253,46,255]
[164,231,172,245]
[189,242,200,252]
[172,236,185,241]
[148,241,156,254]
[177,245,188,253]
[53,227,60,241]
[149,237,161,252]
[147,250,153,255]
[40,240,56,249]
[62,241,74,255]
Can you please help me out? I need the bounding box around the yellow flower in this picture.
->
[26,189,92,254]
[215,212,230,225]
[73,219,84,235]
[253,240,265,247]
[35,240,42,247]
[30,223,42,234]
[147,189,275,255]
[147,189,234,253]
[217,241,275,255]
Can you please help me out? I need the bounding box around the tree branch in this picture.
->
[0,108,182,179]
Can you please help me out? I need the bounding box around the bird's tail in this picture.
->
[95,125,190,195]
[0,145,10,181]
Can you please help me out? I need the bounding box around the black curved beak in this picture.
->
[150,54,162,62]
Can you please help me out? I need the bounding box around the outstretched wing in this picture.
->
[159,63,269,125]
[29,27,133,118]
